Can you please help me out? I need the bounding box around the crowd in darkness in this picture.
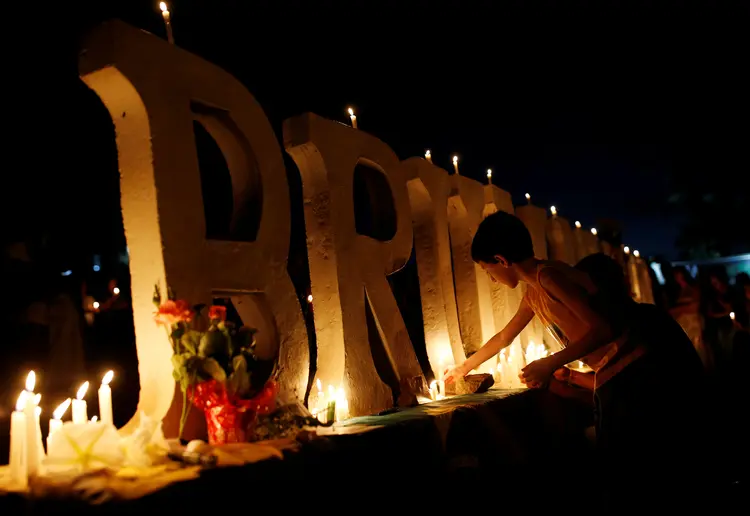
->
[658,265,750,382]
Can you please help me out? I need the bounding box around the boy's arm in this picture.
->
[445,298,534,382]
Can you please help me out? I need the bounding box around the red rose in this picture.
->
[208,305,227,322]
[154,299,194,325]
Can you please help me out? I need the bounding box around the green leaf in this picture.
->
[201,357,227,383]
[198,330,226,358]
[227,355,251,397]
[180,330,202,355]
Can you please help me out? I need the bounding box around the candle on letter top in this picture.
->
[347,107,357,129]
[72,381,89,424]
[99,370,114,426]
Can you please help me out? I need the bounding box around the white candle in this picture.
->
[98,370,114,426]
[575,220,582,229]
[425,149,432,163]
[429,380,438,401]
[348,107,357,129]
[623,246,630,254]
[335,386,349,422]
[91,415,98,423]
[486,169,493,185]
[550,206,557,217]
[452,155,459,175]
[23,371,39,476]
[10,392,28,487]
[160,2,175,44]
[591,228,598,236]
[525,193,531,204]
[48,398,71,443]
[72,381,89,424]
[730,311,736,321]
[34,405,45,461]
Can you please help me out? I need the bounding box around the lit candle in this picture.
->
[90,416,98,423]
[591,228,598,236]
[347,107,357,129]
[633,250,640,258]
[429,380,438,401]
[550,205,557,217]
[525,192,531,204]
[98,370,114,426]
[113,287,120,295]
[34,405,45,461]
[425,149,432,163]
[307,294,313,304]
[624,246,630,254]
[72,381,89,424]
[335,386,349,421]
[10,392,28,487]
[93,301,100,310]
[575,220,582,229]
[159,2,174,44]
[48,398,71,443]
[326,384,336,423]
[23,371,39,476]
[452,155,460,175]
[486,169,492,185]
[730,311,736,321]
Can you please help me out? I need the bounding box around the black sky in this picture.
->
[7,0,749,262]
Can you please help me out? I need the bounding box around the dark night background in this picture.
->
[5,0,750,268]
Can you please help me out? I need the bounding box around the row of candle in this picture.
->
[310,380,349,424]
[8,370,115,487]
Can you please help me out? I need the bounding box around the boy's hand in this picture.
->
[553,367,570,382]
[444,363,470,384]
[520,357,556,387]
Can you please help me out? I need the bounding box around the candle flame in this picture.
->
[93,301,100,310]
[25,371,36,392]
[452,155,458,164]
[16,391,27,411]
[486,169,492,178]
[624,246,630,254]
[77,381,90,400]
[550,205,557,216]
[591,228,598,236]
[102,370,114,386]
[633,250,640,257]
[91,416,98,423]
[307,294,313,303]
[113,287,120,295]
[53,398,72,420]
[525,192,531,201]
[578,361,584,369]
[347,107,354,116]
[730,311,736,321]
[159,2,168,13]
[425,150,431,159]
[575,220,581,229]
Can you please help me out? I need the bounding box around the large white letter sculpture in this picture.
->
[284,113,425,417]
[403,158,466,375]
[79,21,309,435]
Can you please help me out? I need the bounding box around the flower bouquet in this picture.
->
[153,285,277,444]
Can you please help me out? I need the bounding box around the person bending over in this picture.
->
[444,211,700,501]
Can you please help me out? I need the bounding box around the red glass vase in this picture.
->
[189,379,278,445]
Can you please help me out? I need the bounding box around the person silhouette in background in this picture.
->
[670,266,711,369]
